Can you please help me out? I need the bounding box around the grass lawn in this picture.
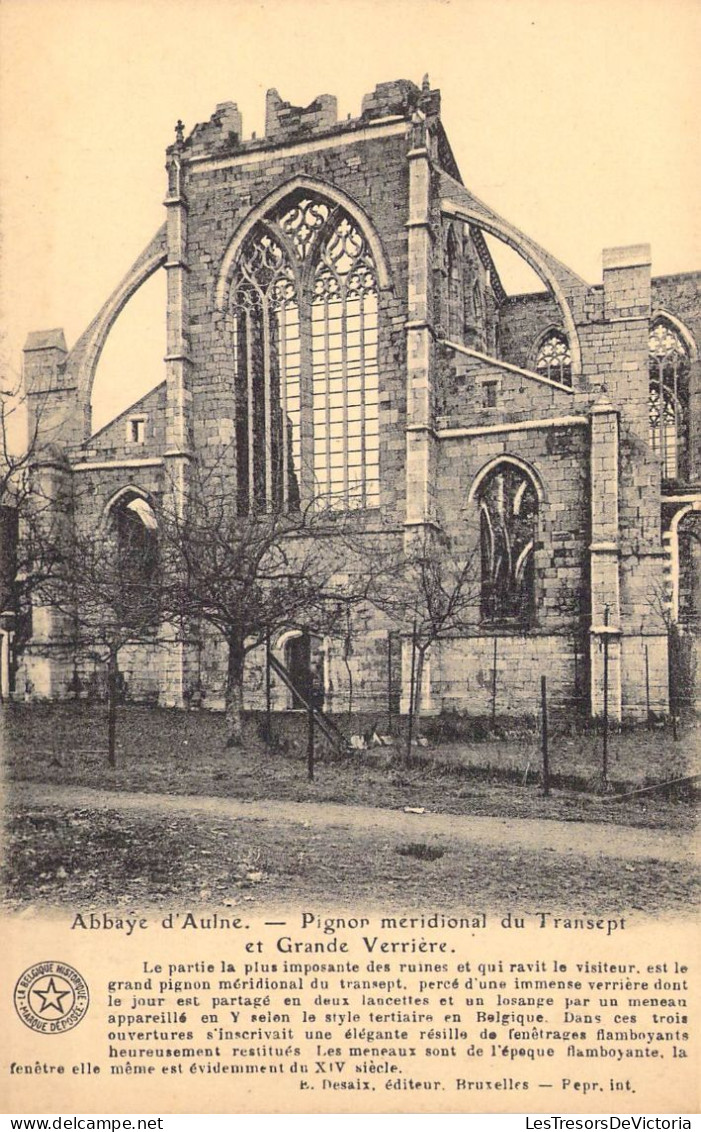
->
[2,701,699,831]
[3,800,698,915]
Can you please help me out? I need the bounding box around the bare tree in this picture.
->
[33,495,162,765]
[158,461,371,748]
[0,337,49,512]
[1,346,57,696]
[370,529,480,746]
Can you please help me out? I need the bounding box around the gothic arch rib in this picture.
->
[65,225,168,423]
[439,172,585,380]
[650,309,698,361]
[98,484,157,532]
[215,176,392,310]
[468,454,546,506]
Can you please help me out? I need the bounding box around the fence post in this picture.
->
[644,643,651,728]
[303,626,314,781]
[602,605,609,786]
[107,652,118,768]
[573,636,579,714]
[669,626,680,742]
[541,675,550,797]
[491,636,498,729]
[265,627,272,746]
[387,631,393,733]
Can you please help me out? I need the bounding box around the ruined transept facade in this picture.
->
[11,78,700,719]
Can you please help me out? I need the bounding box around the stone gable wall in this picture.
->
[84,383,167,462]
[497,292,563,370]
[185,131,412,521]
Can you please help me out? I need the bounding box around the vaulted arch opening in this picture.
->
[103,490,160,628]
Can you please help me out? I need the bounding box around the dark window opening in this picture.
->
[111,496,159,628]
[478,464,538,627]
[649,320,690,481]
[483,381,498,408]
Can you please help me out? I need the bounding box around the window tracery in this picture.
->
[477,464,538,626]
[534,330,572,386]
[648,319,690,481]
[230,193,379,512]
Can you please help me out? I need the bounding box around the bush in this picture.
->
[396,842,445,861]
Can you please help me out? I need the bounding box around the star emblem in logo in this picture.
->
[31,976,72,1015]
[14,961,89,1033]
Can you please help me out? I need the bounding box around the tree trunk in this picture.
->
[107,652,118,767]
[225,636,246,747]
[413,647,426,739]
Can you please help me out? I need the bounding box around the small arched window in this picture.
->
[109,494,159,626]
[477,463,538,626]
[472,280,483,322]
[534,329,572,386]
[230,192,380,513]
[649,319,690,481]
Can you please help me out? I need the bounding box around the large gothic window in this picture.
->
[649,319,690,481]
[230,193,380,512]
[534,329,572,386]
[478,463,538,626]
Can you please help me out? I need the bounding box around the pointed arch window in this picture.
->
[534,329,572,386]
[477,463,538,626]
[445,225,463,341]
[231,230,301,514]
[230,192,380,513]
[649,319,690,481]
[109,493,159,628]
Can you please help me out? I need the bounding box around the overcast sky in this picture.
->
[1,0,699,428]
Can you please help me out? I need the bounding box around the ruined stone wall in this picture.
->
[20,83,698,722]
[85,383,167,463]
[435,344,577,428]
[435,634,584,718]
[437,423,590,629]
[497,292,563,370]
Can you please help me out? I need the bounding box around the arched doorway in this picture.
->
[278,630,326,710]
[285,633,310,709]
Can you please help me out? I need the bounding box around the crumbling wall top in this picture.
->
[174,77,442,161]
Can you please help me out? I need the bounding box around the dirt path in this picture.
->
[10,781,696,864]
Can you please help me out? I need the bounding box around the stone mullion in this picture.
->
[323,298,332,498]
[298,297,315,506]
[245,308,255,511]
[279,305,289,509]
[262,299,273,511]
[659,358,667,477]
[359,292,367,508]
[672,357,680,477]
[341,288,349,505]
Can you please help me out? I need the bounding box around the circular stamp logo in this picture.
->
[14,961,89,1034]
